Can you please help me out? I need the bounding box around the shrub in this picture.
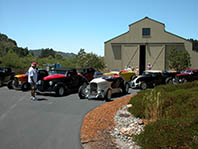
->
[134,116,198,148]
[128,89,151,118]
[129,81,198,148]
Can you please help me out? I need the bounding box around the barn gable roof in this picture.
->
[128,16,165,27]
[105,17,190,44]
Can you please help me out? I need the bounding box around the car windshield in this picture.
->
[93,72,103,78]
[102,75,114,80]
[49,70,67,75]
[180,70,192,74]
[110,68,120,72]
[142,71,161,75]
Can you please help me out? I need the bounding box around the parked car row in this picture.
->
[130,68,198,90]
[1,66,134,101]
[2,66,198,100]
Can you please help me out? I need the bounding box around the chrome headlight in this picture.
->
[97,90,101,94]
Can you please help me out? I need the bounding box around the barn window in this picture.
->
[112,45,121,60]
[142,28,151,36]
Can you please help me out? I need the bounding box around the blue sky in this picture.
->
[0,0,197,56]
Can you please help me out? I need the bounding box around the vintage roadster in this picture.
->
[78,74,130,101]
[37,68,88,96]
[0,67,15,87]
[174,68,198,83]
[8,69,48,91]
[130,70,178,90]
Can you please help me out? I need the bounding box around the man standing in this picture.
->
[28,62,38,101]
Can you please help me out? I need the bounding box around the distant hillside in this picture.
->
[0,33,28,57]
[57,51,77,58]
[29,49,76,58]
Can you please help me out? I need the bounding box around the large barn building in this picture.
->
[104,17,198,74]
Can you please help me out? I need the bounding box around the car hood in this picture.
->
[137,74,150,78]
[176,73,190,77]
[44,74,66,80]
[15,74,27,78]
[90,77,107,84]
[90,77,111,89]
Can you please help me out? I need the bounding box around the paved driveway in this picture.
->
[0,86,138,149]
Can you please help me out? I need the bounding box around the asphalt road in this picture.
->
[0,86,139,149]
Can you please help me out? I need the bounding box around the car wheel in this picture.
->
[182,78,187,83]
[166,78,173,84]
[105,89,112,101]
[56,85,65,96]
[123,82,129,94]
[21,82,31,91]
[78,85,87,99]
[13,78,19,88]
[140,82,147,90]
[7,80,13,89]
[0,79,3,87]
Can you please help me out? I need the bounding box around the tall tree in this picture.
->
[76,49,105,70]
[168,48,191,71]
[188,39,198,52]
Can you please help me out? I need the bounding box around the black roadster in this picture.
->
[37,68,88,96]
[130,70,178,90]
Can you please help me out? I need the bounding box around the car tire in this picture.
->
[140,82,147,90]
[0,79,3,87]
[182,78,187,83]
[123,82,129,94]
[13,78,19,88]
[55,85,65,96]
[21,82,31,91]
[105,89,112,101]
[78,85,87,99]
[7,80,13,89]
[166,78,173,84]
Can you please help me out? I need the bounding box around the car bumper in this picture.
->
[37,84,55,93]
[87,92,105,99]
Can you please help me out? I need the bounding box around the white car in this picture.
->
[78,75,130,101]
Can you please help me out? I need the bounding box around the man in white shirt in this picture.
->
[28,62,38,101]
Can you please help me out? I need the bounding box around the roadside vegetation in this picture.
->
[0,33,106,73]
[128,82,198,148]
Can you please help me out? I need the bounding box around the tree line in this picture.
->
[0,33,106,73]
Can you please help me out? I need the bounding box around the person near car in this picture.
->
[147,63,152,70]
[28,62,38,101]
[125,66,132,71]
[135,66,139,75]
